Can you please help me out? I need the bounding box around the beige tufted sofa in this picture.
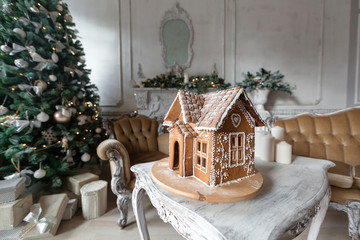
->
[97,115,169,228]
[274,107,360,239]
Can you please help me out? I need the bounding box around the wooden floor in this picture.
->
[43,195,351,240]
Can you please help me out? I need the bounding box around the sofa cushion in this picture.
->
[331,186,360,205]
[327,161,353,189]
[352,165,360,189]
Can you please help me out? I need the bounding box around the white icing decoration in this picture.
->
[231,113,241,127]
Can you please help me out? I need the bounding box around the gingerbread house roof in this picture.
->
[163,87,265,131]
[167,120,197,137]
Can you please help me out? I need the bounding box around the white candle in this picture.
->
[255,131,267,160]
[271,126,285,141]
[260,134,275,162]
[276,141,292,164]
[184,72,189,84]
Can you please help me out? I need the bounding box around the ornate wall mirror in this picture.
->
[160,3,194,73]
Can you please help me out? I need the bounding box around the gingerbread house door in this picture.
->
[173,141,180,169]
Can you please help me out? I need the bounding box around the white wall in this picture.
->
[67,0,356,117]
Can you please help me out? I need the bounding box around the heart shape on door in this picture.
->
[231,113,241,128]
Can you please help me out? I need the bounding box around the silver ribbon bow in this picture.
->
[17,84,43,96]
[64,66,83,77]
[44,34,66,52]
[19,17,42,33]
[10,43,35,55]
[4,170,34,186]
[23,203,57,234]
[39,6,59,24]
[15,119,41,134]
[63,149,76,163]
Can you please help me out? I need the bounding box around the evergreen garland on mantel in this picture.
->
[142,71,231,94]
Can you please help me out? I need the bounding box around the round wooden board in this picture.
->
[151,159,264,203]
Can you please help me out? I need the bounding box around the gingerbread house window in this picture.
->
[196,139,208,171]
[229,133,245,166]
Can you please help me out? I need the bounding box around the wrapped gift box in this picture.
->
[0,177,25,204]
[62,198,78,220]
[62,189,81,208]
[65,172,99,195]
[21,193,69,240]
[0,194,32,230]
[80,180,107,220]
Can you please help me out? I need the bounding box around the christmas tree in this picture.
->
[0,0,105,188]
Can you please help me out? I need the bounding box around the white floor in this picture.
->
[43,195,350,240]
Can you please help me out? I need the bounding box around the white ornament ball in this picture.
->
[0,105,9,115]
[56,4,63,12]
[14,59,29,68]
[76,91,84,99]
[0,45,11,53]
[34,168,46,179]
[95,128,102,133]
[51,52,59,63]
[49,74,57,81]
[37,112,49,122]
[64,15,73,22]
[13,28,26,38]
[81,153,91,162]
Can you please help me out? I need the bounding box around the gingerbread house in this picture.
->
[163,87,265,187]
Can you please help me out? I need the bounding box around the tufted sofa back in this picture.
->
[112,116,159,155]
[274,108,360,166]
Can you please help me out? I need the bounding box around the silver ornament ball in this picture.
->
[34,168,46,179]
[13,28,26,38]
[49,74,57,81]
[1,45,11,53]
[81,153,91,162]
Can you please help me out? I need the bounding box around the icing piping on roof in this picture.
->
[163,92,181,126]
[194,88,244,131]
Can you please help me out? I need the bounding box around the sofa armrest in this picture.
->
[96,139,132,228]
[157,133,169,155]
[97,139,131,186]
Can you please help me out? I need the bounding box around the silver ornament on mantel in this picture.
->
[51,52,59,63]
[49,74,57,81]
[12,28,26,38]
[0,105,9,115]
[0,45,11,53]
[95,128,102,133]
[14,59,29,68]
[37,112,49,122]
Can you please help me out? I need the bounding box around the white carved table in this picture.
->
[131,156,334,240]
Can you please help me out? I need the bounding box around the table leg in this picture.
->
[307,187,331,240]
[132,186,150,240]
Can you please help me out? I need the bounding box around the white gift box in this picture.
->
[21,193,69,240]
[65,172,99,195]
[80,180,107,220]
[0,194,32,230]
[62,198,78,220]
[0,177,25,204]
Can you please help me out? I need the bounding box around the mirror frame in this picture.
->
[159,2,194,72]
